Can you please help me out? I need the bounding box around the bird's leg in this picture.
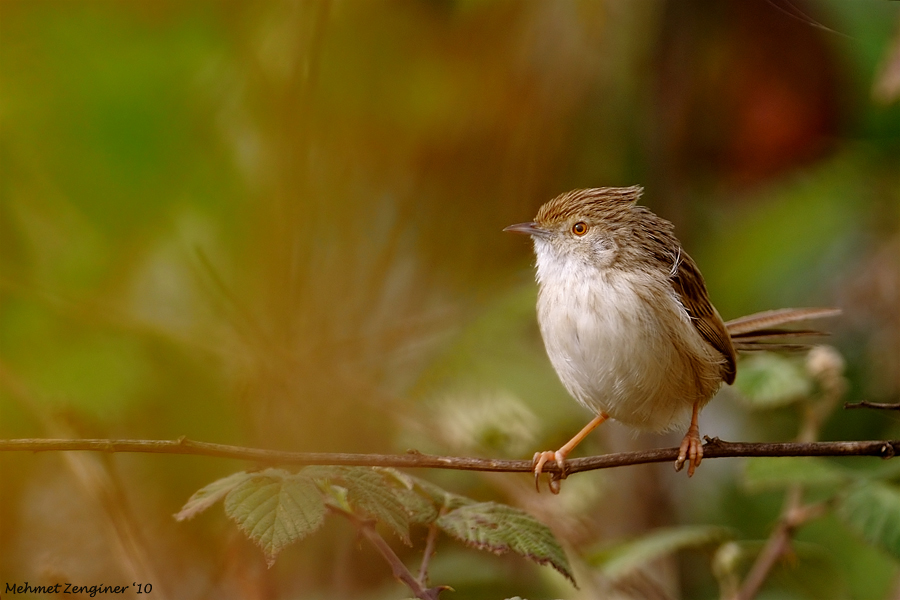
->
[533,412,609,494]
[675,400,703,476]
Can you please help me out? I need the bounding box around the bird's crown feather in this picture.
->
[535,186,643,225]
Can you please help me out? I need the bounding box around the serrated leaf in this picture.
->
[402,473,475,511]
[301,465,347,483]
[333,467,412,543]
[383,468,484,523]
[322,483,353,512]
[837,481,900,558]
[734,353,812,408]
[375,468,439,524]
[588,525,733,579]
[397,485,440,525]
[376,467,416,489]
[437,501,574,585]
[224,469,326,567]
[174,471,254,521]
[743,457,848,493]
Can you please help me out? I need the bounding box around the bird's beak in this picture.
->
[503,221,547,237]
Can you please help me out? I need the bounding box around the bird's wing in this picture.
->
[670,252,737,385]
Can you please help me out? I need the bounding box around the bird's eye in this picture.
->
[572,222,588,236]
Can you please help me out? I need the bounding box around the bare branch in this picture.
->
[418,505,448,585]
[731,491,829,600]
[330,506,446,600]
[417,521,441,586]
[844,401,900,411]
[1,436,897,475]
[731,347,845,600]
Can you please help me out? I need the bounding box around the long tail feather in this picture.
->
[725,307,841,336]
[732,342,825,352]
[730,329,830,341]
[725,307,841,352]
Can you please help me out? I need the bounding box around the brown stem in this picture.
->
[733,360,841,600]
[732,487,801,600]
[0,437,896,473]
[731,498,828,600]
[418,506,448,585]
[844,401,900,410]
[333,507,444,600]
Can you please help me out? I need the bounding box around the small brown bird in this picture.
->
[505,186,838,493]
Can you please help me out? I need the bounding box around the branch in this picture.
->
[732,347,844,600]
[418,507,447,585]
[844,401,900,411]
[331,506,446,600]
[1,436,897,474]
[732,497,828,600]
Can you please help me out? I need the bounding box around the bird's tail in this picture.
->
[725,307,842,351]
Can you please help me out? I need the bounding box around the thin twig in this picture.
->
[0,437,897,474]
[733,349,843,600]
[844,401,900,411]
[418,506,447,585]
[334,507,445,600]
[733,487,801,600]
[732,497,828,600]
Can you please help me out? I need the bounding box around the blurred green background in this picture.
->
[1,1,898,598]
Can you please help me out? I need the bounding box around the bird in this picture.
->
[505,186,838,493]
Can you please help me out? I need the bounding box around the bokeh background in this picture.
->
[1,1,898,598]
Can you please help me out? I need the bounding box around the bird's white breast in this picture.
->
[534,249,722,432]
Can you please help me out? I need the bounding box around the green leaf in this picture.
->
[309,466,449,529]
[837,481,900,559]
[743,457,848,492]
[374,468,439,524]
[174,471,254,521]
[401,473,475,512]
[588,525,733,579]
[301,465,347,483]
[437,501,574,585]
[320,467,412,543]
[224,469,326,567]
[734,353,812,408]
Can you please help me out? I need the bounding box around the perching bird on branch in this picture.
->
[505,186,839,493]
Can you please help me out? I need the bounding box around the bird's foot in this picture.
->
[532,450,567,494]
[675,424,703,477]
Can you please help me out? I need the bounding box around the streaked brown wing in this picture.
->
[670,252,737,385]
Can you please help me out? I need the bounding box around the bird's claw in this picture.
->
[532,450,567,494]
[675,425,703,477]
